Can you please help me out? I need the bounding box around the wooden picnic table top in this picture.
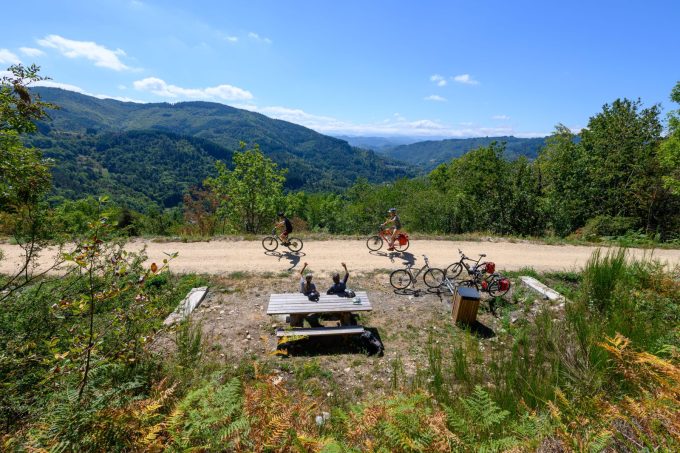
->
[267,291,373,315]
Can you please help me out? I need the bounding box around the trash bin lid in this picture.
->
[457,286,480,299]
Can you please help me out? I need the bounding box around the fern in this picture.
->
[168,374,249,451]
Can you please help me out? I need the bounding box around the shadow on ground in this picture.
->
[264,250,306,270]
[276,327,384,357]
[369,250,414,265]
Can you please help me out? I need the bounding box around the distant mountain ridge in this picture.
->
[29,88,414,208]
[333,135,422,152]
[379,136,547,170]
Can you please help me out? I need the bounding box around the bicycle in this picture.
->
[459,269,512,298]
[262,228,304,252]
[367,227,410,252]
[444,249,492,281]
[390,254,444,290]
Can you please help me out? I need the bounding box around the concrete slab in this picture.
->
[519,276,566,302]
[163,286,208,326]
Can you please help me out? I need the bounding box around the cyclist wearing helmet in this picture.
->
[381,208,402,251]
[275,212,293,245]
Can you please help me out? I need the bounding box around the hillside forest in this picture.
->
[4,73,679,243]
[2,65,680,451]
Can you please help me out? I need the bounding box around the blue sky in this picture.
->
[1,0,678,138]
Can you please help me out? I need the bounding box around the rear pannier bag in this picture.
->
[499,278,510,291]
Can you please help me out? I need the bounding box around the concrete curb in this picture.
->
[163,286,208,326]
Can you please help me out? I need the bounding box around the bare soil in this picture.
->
[154,270,562,401]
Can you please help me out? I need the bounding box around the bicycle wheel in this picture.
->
[393,236,409,252]
[445,263,463,280]
[423,268,445,288]
[287,237,303,252]
[390,269,412,290]
[366,235,383,251]
[262,236,279,251]
[488,277,511,297]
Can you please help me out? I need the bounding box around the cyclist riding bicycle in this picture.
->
[381,208,402,251]
[275,212,293,245]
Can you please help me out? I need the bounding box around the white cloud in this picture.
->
[37,35,131,71]
[0,49,21,65]
[19,47,45,57]
[492,114,510,120]
[248,32,272,44]
[430,74,447,87]
[133,77,253,101]
[34,80,88,93]
[239,103,546,138]
[34,80,145,103]
[424,95,447,102]
[226,36,239,43]
[452,74,479,85]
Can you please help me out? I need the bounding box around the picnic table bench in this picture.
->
[267,291,372,338]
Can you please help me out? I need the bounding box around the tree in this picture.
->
[536,125,588,235]
[659,81,680,194]
[579,98,664,232]
[205,142,286,234]
[1,64,58,298]
[1,64,54,210]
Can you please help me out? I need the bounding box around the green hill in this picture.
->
[382,136,547,170]
[29,88,413,208]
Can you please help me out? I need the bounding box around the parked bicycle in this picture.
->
[262,229,304,252]
[444,249,492,281]
[390,254,443,290]
[459,270,512,297]
[367,227,410,252]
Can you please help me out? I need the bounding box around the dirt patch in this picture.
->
[154,271,558,400]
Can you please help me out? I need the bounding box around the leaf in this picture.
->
[151,262,158,273]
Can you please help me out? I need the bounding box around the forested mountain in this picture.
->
[29,88,413,207]
[333,135,421,152]
[380,136,547,170]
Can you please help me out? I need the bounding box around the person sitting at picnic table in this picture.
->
[299,262,319,299]
[298,262,321,326]
[327,262,349,295]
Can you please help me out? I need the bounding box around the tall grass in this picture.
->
[581,247,628,312]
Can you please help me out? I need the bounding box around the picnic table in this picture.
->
[267,291,372,338]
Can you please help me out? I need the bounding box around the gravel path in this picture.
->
[2,238,679,276]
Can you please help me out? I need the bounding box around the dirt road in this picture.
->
[2,238,679,277]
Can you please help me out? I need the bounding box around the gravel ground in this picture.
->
[2,237,679,276]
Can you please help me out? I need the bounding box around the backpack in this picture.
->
[307,290,320,302]
[344,289,356,298]
[359,331,384,356]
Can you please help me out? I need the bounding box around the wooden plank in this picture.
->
[270,291,369,298]
[276,326,365,337]
[270,292,369,302]
[269,302,369,309]
[267,291,372,315]
[268,304,373,314]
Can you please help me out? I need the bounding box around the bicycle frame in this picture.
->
[402,255,432,286]
[460,250,486,274]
